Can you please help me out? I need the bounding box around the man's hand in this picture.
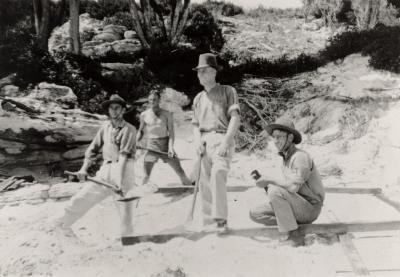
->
[250,170,261,180]
[217,141,229,157]
[76,170,88,182]
[196,141,206,156]
[168,148,176,158]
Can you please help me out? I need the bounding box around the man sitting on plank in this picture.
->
[249,119,325,246]
[55,94,137,239]
[136,90,192,188]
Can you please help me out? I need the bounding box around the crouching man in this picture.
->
[249,119,325,246]
[56,94,137,239]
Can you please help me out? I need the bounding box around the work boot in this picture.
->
[216,219,229,235]
[279,228,305,247]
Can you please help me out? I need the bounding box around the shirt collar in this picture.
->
[278,144,297,161]
[108,119,126,129]
[204,83,220,93]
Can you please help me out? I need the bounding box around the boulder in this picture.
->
[48,13,103,55]
[101,63,136,83]
[81,39,142,59]
[111,39,142,55]
[124,30,138,39]
[0,73,17,89]
[0,85,19,97]
[103,24,127,36]
[30,82,78,108]
[93,32,121,42]
[0,91,105,178]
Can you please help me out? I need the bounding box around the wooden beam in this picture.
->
[339,233,370,275]
[374,194,400,213]
[121,220,400,246]
[155,186,382,194]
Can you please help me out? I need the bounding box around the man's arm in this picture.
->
[258,154,312,193]
[78,126,104,179]
[166,111,175,155]
[136,113,145,143]
[117,126,137,191]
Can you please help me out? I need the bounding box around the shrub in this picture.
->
[221,3,244,17]
[83,0,130,20]
[103,12,135,30]
[184,4,224,52]
[145,41,203,99]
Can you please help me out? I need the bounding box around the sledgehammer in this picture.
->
[64,171,140,202]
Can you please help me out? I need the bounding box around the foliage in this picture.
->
[234,53,323,78]
[83,0,130,20]
[0,0,32,34]
[145,41,203,99]
[184,4,224,52]
[0,18,35,78]
[221,2,244,17]
[246,6,304,19]
[303,0,399,28]
[103,12,135,30]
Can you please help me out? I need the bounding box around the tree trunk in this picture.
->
[32,0,50,50]
[172,0,190,45]
[129,0,151,49]
[69,0,80,54]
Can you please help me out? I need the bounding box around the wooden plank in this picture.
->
[339,233,370,275]
[155,186,382,194]
[374,194,400,213]
[121,220,400,246]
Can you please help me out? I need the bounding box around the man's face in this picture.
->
[272,129,291,152]
[148,93,160,108]
[108,103,124,119]
[197,66,217,86]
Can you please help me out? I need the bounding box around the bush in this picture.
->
[247,6,304,19]
[221,3,244,17]
[0,18,35,78]
[184,4,224,52]
[145,41,203,99]
[234,53,323,78]
[103,12,135,30]
[83,0,130,20]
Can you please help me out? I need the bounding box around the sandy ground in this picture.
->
[1,112,400,277]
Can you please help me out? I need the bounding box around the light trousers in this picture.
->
[60,160,136,236]
[249,185,322,232]
[198,133,234,223]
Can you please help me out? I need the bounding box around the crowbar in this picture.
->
[64,171,140,202]
[137,146,191,161]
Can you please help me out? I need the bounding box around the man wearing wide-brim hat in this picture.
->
[191,53,241,232]
[56,94,137,240]
[249,118,325,246]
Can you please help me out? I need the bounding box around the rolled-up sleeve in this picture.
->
[227,87,240,115]
[191,94,201,127]
[119,125,137,156]
[283,152,312,193]
[85,126,104,162]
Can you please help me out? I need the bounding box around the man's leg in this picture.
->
[199,152,213,225]
[142,161,155,185]
[267,185,321,232]
[209,156,230,221]
[166,158,192,186]
[60,182,110,228]
[249,201,278,226]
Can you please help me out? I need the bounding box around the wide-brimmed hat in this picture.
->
[265,118,302,144]
[192,53,222,71]
[101,94,128,110]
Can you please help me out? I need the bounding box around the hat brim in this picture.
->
[266,123,302,144]
[192,64,222,71]
[101,99,127,110]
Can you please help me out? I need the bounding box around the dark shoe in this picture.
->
[287,228,305,247]
[216,219,229,235]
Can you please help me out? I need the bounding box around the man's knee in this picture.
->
[267,185,289,201]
